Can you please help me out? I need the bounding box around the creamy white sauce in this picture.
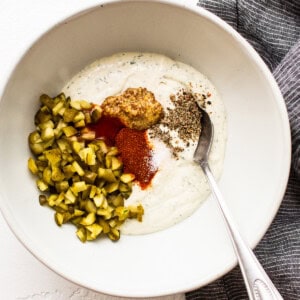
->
[62,52,227,235]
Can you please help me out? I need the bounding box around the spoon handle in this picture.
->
[200,161,283,300]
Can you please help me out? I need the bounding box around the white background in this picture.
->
[0,0,191,299]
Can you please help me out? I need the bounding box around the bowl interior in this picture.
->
[0,1,290,297]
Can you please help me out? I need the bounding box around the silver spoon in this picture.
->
[193,104,283,300]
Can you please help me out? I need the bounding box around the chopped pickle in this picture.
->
[111,156,122,171]
[63,108,78,122]
[80,212,96,226]
[30,142,44,155]
[98,168,117,182]
[72,161,85,176]
[44,148,61,166]
[55,181,69,193]
[72,181,88,194]
[98,219,110,233]
[51,166,65,182]
[40,94,54,109]
[65,188,76,204]
[104,182,119,193]
[85,200,97,213]
[28,93,144,243]
[91,105,102,123]
[28,158,38,175]
[93,194,105,207]
[76,227,87,242]
[79,100,93,110]
[57,139,71,152]
[36,179,49,192]
[41,127,54,141]
[54,212,64,226]
[29,131,42,144]
[115,206,129,221]
[81,131,96,141]
[74,119,85,128]
[74,111,85,123]
[39,195,47,206]
[43,167,54,185]
[107,228,120,241]
[72,141,85,154]
[52,101,65,116]
[110,194,124,207]
[120,173,135,183]
[62,126,77,137]
[86,223,103,240]
[83,171,97,184]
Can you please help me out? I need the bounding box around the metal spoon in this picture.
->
[193,105,283,300]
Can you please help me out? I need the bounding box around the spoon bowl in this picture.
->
[193,105,214,165]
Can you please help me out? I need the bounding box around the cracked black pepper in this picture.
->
[149,89,206,158]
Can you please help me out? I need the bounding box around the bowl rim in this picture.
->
[0,0,291,297]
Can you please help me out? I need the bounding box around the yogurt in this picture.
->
[62,52,227,234]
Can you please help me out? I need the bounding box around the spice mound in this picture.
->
[101,87,164,130]
[149,89,204,159]
[115,128,156,190]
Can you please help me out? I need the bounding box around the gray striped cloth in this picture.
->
[186,1,300,299]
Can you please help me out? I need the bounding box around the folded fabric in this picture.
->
[186,1,300,299]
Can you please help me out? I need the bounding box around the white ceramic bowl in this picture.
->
[0,0,290,297]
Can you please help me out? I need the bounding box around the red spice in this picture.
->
[87,116,157,189]
[88,115,124,146]
[115,128,157,189]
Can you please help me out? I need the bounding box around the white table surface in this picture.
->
[0,1,191,299]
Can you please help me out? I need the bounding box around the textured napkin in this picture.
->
[187,1,300,299]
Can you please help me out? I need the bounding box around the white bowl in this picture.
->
[0,0,290,297]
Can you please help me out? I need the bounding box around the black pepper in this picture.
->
[149,89,205,159]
